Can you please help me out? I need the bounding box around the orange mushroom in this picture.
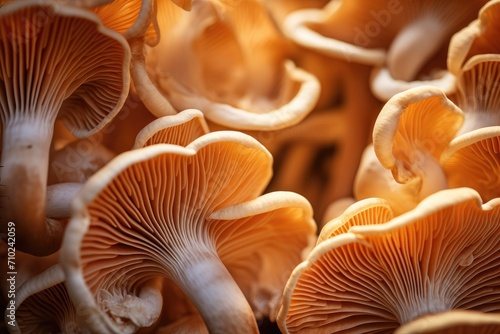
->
[284,0,487,100]
[144,0,320,130]
[448,0,500,75]
[60,131,316,333]
[355,86,464,214]
[0,1,130,255]
[441,126,500,202]
[278,187,500,333]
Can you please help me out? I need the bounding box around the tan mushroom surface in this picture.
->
[453,55,500,134]
[144,0,320,130]
[5,265,81,334]
[278,187,500,333]
[0,0,130,255]
[317,197,393,243]
[132,109,209,149]
[355,86,463,215]
[441,126,500,202]
[92,0,159,44]
[284,0,487,100]
[60,131,316,333]
[395,310,500,334]
[448,0,500,75]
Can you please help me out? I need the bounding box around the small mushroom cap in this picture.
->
[0,0,131,138]
[278,187,500,333]
[132,109,209,148]
[6,265,80,334]
[395,310,500,334]
[317,197,393,244]
[441,126,500,202]
[448,0,500,75]
[373,86,463,183]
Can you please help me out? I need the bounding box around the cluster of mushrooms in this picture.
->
[0,0,500,333]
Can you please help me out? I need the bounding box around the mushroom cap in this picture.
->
[93,0,160,45]
[454,55,500,134]
[0,0,131,138]
[61,131,316,332]
[284,0,486,67]
[132,109,209,149]
[441,126,500,202]
[6,265,80,334]
[146,0,320,130]
[448,0,500,75]
[373,86,463,184]
[282,1,387,65]
[395,310,500,334]
[278,187,500,333]
[317,197,393,244]
[370,66,457,102]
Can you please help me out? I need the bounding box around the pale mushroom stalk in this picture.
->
[387,17,447,81]
[173,250,259,334]
[0,118,59,254]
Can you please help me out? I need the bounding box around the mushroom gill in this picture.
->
[278,187,500,333]
[144,0,320,130]
[60,131,316,333]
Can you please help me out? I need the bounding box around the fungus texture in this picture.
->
[61,131,316,333]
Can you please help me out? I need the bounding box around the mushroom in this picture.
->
[448,0,500,75]
[441,126,500,202]
[317,197,393,243]
[395,310,500,334]
[355,86,464,214]
[0,1,130,255]
[453,55,500,135]
[132,109,209,149]
[92,0,159,44]
[278,187,500,333]
[144,0,320,130]
[5,264,82,333]
[60,131,316,333]
[284,0,487,100]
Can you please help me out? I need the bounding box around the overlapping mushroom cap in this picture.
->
[441,126,500,202]
[284,0,487,100]
[132,109,209,149]
[278,187,500,333]
[354,86,464,214]
[61,129,316,333]
[5,265,81,334]
[448,0,500,75]
[143,0,320,130]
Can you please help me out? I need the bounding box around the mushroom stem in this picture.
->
[173,252,259,334]
[0,118,61,256]
[387,17,446,81]
[130,39,178,117]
